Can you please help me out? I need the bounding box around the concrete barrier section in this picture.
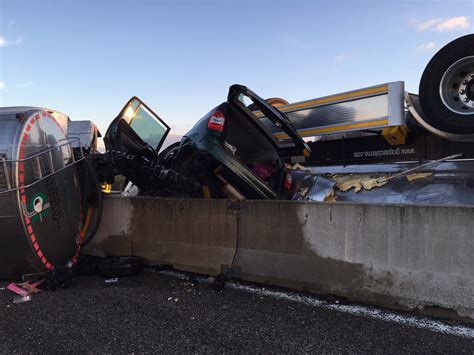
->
[85,196,474,320]
[236,201,474,320]
[86,197,238,274]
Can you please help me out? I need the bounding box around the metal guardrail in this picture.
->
[0,138,85,195]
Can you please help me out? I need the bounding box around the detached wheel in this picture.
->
[419,34,474,134]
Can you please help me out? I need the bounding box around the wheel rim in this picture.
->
[439,56,474,115]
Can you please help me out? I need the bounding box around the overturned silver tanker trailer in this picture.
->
[0,108,102,279]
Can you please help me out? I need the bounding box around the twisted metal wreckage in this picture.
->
[0,34,474,279]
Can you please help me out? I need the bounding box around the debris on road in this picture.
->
[104,278,119,284]
[13,295,31,304]
[7,283,30,297]
[97,256,144,278]
[0,272,472,353]
[43,267,75,291]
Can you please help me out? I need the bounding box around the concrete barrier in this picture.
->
[85,197,238,274]
[85,196,474,320]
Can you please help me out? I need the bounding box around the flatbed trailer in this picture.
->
[261,87,474,167]
[254,78,474,205]
[255,35,474,167]
[252,35,474,205]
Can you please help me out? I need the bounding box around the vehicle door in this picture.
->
[104,97,170,188]
[222,85,311,197]
[105,97,170,160]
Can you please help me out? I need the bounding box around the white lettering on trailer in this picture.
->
[353,147,416,158]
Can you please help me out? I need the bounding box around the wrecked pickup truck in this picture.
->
[103,84,321,200]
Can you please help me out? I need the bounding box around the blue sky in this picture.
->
[0,0,473,136]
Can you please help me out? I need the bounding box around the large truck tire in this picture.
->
[419,34,474,134]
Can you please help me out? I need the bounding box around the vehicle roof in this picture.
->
[0,106,68,117]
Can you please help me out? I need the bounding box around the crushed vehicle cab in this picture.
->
[105,85,314,200]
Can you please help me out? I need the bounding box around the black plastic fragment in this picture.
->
[98,256,144,278]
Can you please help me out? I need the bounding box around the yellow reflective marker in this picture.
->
[382,126,408,146]
[202,186,211,199]
[101,184,112,194]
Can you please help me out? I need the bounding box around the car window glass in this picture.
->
[238,93,254,108]
[129,104,168,149]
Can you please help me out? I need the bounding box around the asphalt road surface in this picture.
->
[0,270,473,353]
